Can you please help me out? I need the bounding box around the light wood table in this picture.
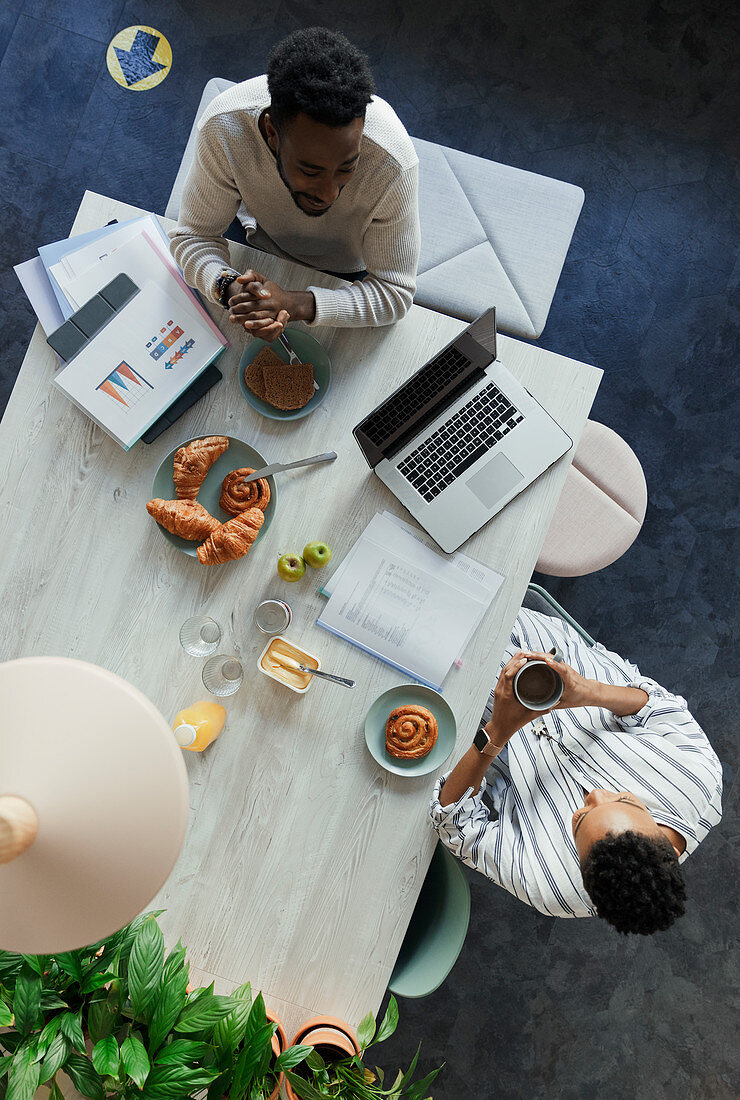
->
[1,191,602,1040]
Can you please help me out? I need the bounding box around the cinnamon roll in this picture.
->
[219,468,271,516]
[385,705,438,759]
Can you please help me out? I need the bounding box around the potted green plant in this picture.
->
[283,996,443,1100]
[0,911,237,1099]
[204,983,311,1100]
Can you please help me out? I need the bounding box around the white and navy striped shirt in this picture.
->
[430,608,723,918]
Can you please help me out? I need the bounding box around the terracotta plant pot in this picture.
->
[284,1015,360,1100]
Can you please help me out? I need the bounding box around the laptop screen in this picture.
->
[353,308,497,467]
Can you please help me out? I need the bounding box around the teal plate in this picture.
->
[364,685,457,778]
[150,435,277,559]
[238,328,331,420]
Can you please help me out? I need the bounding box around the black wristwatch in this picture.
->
[215,269,240,310]
[473,723,499,758]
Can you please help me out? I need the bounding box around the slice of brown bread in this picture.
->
[245,346,282,400]
[263,361,315,411]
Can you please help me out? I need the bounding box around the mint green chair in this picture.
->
[388,842,471,999]
[523,582,596,646]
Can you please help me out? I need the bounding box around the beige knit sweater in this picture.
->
[169,76,420,327]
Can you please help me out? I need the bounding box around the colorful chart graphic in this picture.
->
[97,362,154,411]
[148,321,184,361]
[164,339,195,369]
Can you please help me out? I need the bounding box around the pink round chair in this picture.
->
[536,421,648,577]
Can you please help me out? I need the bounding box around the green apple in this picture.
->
[277,553,306,582]
[303,541,332,569]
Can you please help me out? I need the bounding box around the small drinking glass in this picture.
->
[253,599,292,635]
[179,615,222,656]
[202,654,243,696]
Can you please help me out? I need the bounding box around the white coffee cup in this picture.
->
[513,647,564,711]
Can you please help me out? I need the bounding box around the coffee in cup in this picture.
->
[513,649,564,711]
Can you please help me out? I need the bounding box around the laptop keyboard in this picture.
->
[361,346,473,447]
[397,382,524,502]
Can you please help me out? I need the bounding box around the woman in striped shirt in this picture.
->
[430,608,723,933]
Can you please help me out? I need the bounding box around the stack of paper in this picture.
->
[317,512,504,690]
[17,214,229,450]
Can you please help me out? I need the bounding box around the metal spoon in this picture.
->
[281,656,356,688]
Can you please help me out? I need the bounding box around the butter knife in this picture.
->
[240,451,337,483]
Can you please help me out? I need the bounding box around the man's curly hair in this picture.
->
[581,829,686,935]
[267,28,375,131]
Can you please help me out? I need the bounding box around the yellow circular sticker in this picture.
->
[106,26,172,91]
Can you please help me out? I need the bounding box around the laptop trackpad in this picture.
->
[466,453,524,509]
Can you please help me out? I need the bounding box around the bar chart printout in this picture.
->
[97,361,153,410]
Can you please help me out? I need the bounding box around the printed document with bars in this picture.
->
[317,512,504,689]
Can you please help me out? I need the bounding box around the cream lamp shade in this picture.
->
[0,657,189,953]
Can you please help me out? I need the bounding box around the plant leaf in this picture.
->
[11,970,41,1037]
[153,1039,206,1066]
[54,953,83,984]
[47,1082,65,1100]
[357,1011,376,1050]
[121,1033,150,1088]
[6,1044,40,1100]
[37,1033,68,1086]
[375,995,399,1044]
[91,1036,119,1077]
[174,993,236,1036]
[36,1016,62,1058]
[59,1012,86,1054]
[81,971,116,995]
[283,1071,328,1100]
[86,990,117,1045]
[18,957,43,978]
[0,1004,11,1028]
[128,918,165,1019]
[64,1054,105,1100]
[274,1044,313,1072]
[0,1057,11,1080]
[229,1021,274,1098]
[141,1064,216,1099]
[147,962,188,1054]
[0,955,23,979]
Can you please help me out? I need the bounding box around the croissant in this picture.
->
[385,705,438,759]
[219,468,271,516]
[146,498,221,541]
[173,436,229,499]
[197,507,265,565]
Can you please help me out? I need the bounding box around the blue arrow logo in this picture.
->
[114,30,166,86]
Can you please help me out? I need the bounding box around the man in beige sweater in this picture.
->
[170,28,420,340]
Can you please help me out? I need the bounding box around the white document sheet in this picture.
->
[13,257,65,337]
[317,512,504,689]
[49,218,148,291]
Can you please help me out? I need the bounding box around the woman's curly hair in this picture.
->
[267,28,375,130]
[581,830,687,934]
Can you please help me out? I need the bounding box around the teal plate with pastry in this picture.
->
[149,435,277,559]
[364,685,457,778]
[238,328,331,420]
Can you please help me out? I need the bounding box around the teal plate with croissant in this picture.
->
[150,435,277,558]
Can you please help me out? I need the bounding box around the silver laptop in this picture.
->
[353,308,572,553]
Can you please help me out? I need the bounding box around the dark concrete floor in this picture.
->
[1,2,738,1096]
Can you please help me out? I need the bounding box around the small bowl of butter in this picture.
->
[258,635,321,694]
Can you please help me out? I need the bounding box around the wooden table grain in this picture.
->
[2,191,602,1041]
